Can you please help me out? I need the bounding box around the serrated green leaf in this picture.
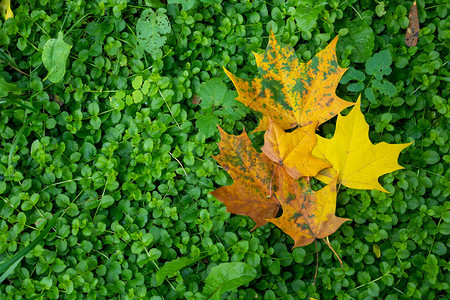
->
[295,1,326,32]
[337,21,374,63]
[42,32,72,83]
[199,78,228,109]
[365,50,392,80]
[202,262,257,300]
[136,8,171,56]
[196,113,219,138]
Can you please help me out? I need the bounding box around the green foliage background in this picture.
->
[0,0,449,299]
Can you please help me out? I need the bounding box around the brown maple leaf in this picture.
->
[405,1,419,47]
[211,126,280,229]
[224,32,354,132]
[267,169,350,248]
[261,119,330,179]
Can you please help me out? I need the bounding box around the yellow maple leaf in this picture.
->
[261,119,330,179]
[312,96,412,192]
[267,169,350,248]
[0,0,13,20]
[224,32,354,132]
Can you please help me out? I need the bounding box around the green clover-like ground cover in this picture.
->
[0,0,448,299]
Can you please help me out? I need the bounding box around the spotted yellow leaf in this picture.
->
[312,96,412,192]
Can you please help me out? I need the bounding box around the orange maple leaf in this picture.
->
[267,169,350,248]
[312,97,413,192]
[261,119,330,179]
[224,32,354,132]
[211,126,280,229]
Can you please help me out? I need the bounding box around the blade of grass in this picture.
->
[0,211,62,284]
[0,259,21,283]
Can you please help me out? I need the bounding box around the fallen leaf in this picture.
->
[0,0,13,20]
[191,94,201,105]
[224,32,354,132]
[312,96,412,192]
[373,244,381,258]
[261,119,330,179]
[267,169,350,248]
[405,1,419,47]
[211,126,280,229]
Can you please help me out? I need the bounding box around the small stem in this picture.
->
[8,64,28,76]
[159,90,181,130]
[169,151,188,178]
[347,271,390,293]
[350,5,363,20]
[313,238,319,285]
[322,237,344,269]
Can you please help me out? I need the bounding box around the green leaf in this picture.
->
[156,256,203,285]
[147,248,162,261]
[337,20,374,63]
[292,248,306,263]
[364,87,376,104]
[294,1,326,32]
[431,242,447,256]
[198,78,228,109]
[136,8,171,56]
[132,75,143,89]
[422,150,440,165]
[180,209,198,222]
[0,76,17,98]
[367,282,380,297]
[372,80,397,97]
[0,211,62,284]
[340,67,366,84]
[347,82,364,92]
[365,50,392,80]
[382,274,394,286]
[201,0,222,5]
[80,142,97,162]
[100,195,115,208]
[196,113,219,138]
[202,262,257,300]
[42,32,72,83]
[167,0,196,11]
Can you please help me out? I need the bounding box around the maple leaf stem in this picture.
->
[313,238,319,286]
[323,237,344,269]
[267,164,280,199]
